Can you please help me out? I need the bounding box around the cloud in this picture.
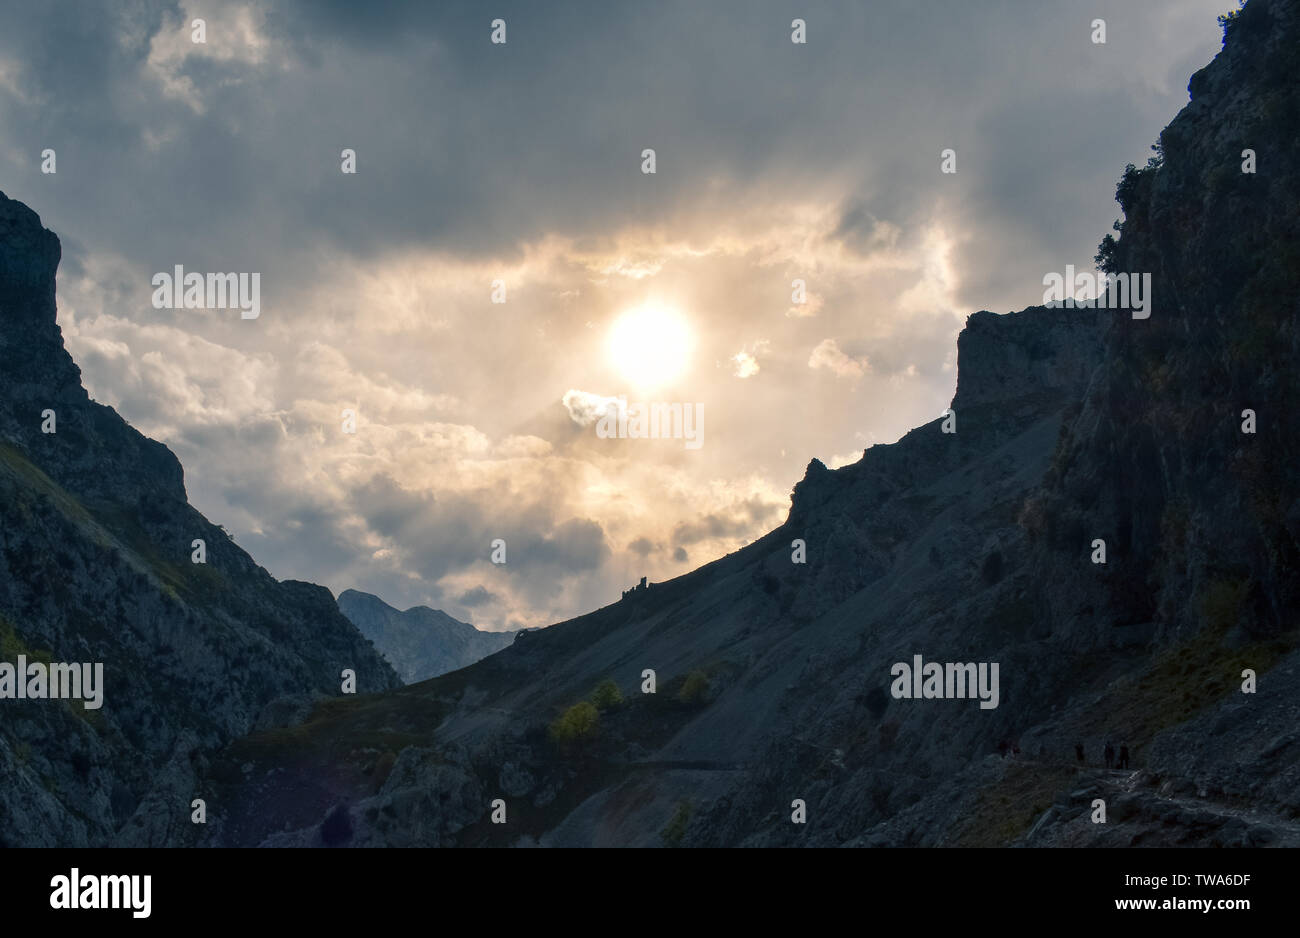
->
[526,518,611,572]
[146,2,279,113]
[731,351,759,379]
[833,203,902,257]
[495,435,552,458]
[808,338,869,380]
[671,497,782,548]
[628,536,657,556]
[456,585,496,608]
[561,389,622,427]
[730,340,767,379]
[786,291,824,318]
[0,0,1233,629]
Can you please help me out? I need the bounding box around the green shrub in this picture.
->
[550,701,599,744]
[589,678,624,711]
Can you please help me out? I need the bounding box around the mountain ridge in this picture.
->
[337,588,515,683]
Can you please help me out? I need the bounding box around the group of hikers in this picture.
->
[1075,740,1130,770]
[994,738,1131,769]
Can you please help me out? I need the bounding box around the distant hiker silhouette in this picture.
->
[1104,741,1115,770]
[1075,742,1085,764]
[1119,743,1130,770]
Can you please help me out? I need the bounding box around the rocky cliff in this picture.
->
[338,589,515,683]
[1015,0,1300,844]
[0,194,400,846]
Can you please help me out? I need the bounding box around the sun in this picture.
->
[607,303,693,390]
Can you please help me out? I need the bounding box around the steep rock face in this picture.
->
[0,192,400,846]
[0,198,184,508]
[338,589,515,683]
[1015,0,1300,843]
[951,307,1107,412]
[1034,0,1300,651]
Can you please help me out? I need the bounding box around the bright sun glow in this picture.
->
[607,303,693,390]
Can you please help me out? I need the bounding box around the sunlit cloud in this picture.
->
[0,0,1232,629]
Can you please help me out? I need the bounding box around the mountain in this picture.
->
[0,193,400,847]
[191,0,1300,848]
[337,589,515,683]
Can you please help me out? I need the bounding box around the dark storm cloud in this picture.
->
[0,0,1232,621]
[350,475,608,579]
[456,585,495,608]
[627,536,657,557]
[238,495,364,580]
[352,474,439,541]
[0,0,1226,288]
[511,517,611,573]
[672,498,782,548]
[833,202,902,257]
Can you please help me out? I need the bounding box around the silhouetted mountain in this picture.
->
[0,193,399,846]
[338,589,515,683]
[193,0,1300,848]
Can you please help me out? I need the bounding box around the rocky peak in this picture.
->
[0,192,60,316]
[337,589,514,684]
[0,190,187,508]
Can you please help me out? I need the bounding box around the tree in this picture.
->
[1094,232,1119,274]
[1217,1,1246,42]
[589,678,624,711]
[550,701,599,746]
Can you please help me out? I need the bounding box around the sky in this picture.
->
[0,0,1234,629]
